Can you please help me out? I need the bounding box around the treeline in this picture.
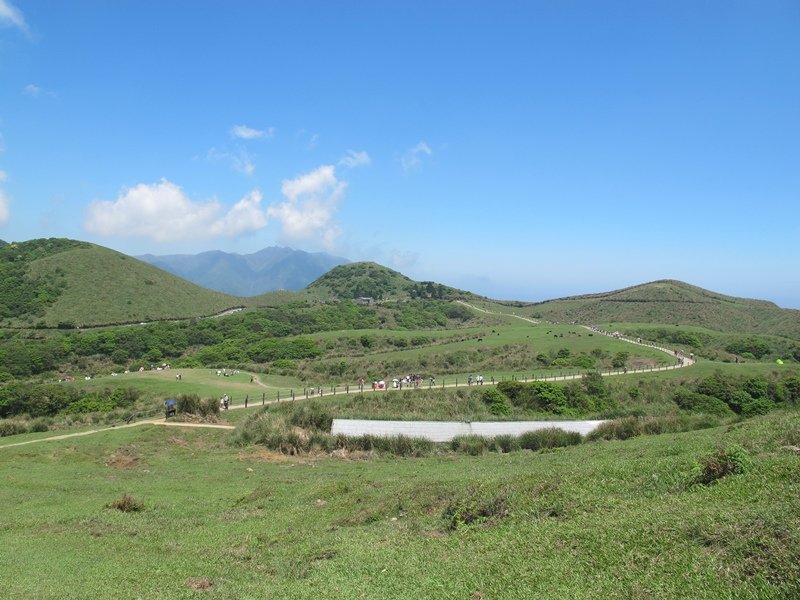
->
[672,371,800,418]
[493,372,617,417]
[0,299,476,379]
[0,383,142,419]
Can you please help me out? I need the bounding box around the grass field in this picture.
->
[1,409,798,598]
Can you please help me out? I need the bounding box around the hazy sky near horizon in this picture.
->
[1,1,798,307]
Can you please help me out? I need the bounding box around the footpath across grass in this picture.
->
[1,411,798,598]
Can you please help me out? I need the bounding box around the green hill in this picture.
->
[515,279,800,339]
[305,261,469,301]
[2,239,242,328]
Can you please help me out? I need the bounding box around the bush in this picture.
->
[0,419,29,437]
[739,396,775,418]
[176,394,201,414]
[691,445,753,485]
[65,395,116,414]
[611,352,629,369]
[673,388,735,417]
[482,387,511,416]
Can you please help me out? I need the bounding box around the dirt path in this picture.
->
[456,300,539,324]
[0,417,235,449]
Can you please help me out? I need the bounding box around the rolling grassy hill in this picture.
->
[505,280,800,340]
[2,239,244,328]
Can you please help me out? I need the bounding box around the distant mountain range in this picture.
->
[138,247,350,296]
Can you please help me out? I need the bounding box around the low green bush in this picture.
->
[691,444,753,485]
[482,387,511,416]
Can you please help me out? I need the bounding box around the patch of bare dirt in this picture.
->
[186,577,213,591]
[237,449,311,463]
[169,436,190,448]
[104,446,145,469]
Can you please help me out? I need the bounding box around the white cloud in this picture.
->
[23,83,41,97]
[268,165,346,249]
[208,190,267,236]
[0,190,9,224]
[84,179,268,242]
[401,140,432,171]
[0,0,27,33]
[230,125,274,140]
[0,170,7,182]
[339,150,371,168]
[307,133,319,150]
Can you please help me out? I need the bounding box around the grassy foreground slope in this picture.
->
[1,410,798,598]
[22,242,242,327]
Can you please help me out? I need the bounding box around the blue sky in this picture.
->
[1,1,798,307]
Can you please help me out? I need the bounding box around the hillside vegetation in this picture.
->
[305,262,468,301]
[4,239,243,328]
[513,280,800,340]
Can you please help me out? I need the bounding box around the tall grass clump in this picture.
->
[339,434,434,457]
[175,394,219,417]
[450,435,489,455]
[587,414,723,442]
[288,401,333,432]
[518,428,582,451]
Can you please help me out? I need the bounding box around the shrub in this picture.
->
[673,388,735,417]
[176,394,201,414]
[739,396,775,418]
[0,419,28,437]
[482,388,511,416]
[65,395,115,414]
[611,352,629,369]
[691,445,753,485]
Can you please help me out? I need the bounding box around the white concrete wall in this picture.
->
[331,419,607,442]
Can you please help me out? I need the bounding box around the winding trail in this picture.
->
[2,303,694,449]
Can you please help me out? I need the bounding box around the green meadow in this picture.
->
[1,409,798,599]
